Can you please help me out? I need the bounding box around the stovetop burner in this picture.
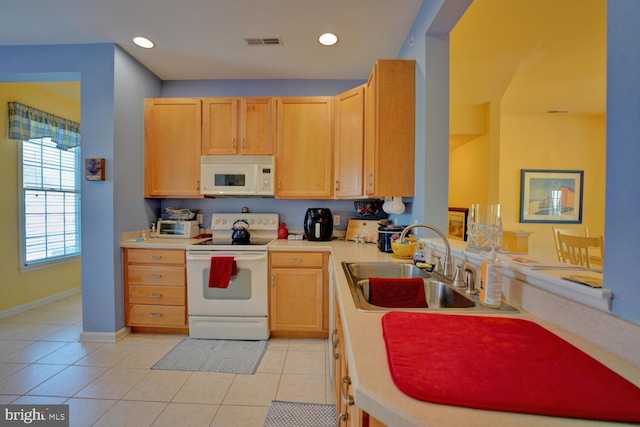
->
[202,237,276,246]
[187,212,279,251]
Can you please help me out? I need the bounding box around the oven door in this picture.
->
[186,251,269,339]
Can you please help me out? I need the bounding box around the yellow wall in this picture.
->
[498,114,606,260]
[450,113,606,261]
[449,133,490,208]
[0,82,81,312]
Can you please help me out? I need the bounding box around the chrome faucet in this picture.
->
[400,224,453,278]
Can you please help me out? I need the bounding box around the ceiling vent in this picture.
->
[244,37,283,46]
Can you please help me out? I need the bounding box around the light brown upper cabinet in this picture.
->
[334,85,365,198]
[202,97,274,155]
[275,97,334,199]
[144,98,203,198]
[364,60,416,197]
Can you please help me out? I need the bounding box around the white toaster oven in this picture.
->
[157,220,199,238]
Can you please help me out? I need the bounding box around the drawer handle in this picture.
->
[149,293,163,298]
[149,313,163,318]
[332,329,340,360]
[289,258,303,263]
[339,412,349,424]
[341,376,354,406]
[149,255,162,260]
[149,274,163,279]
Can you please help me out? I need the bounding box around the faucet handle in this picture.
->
[464,265,478,295]
[453,264,466,288]
[432,255,442,273]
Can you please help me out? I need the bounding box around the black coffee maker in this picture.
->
[303,208,333,241]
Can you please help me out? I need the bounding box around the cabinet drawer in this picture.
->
[127,265,185,286]
[270,252,325,268]
[129,285,185,306]
[127,249,185,265]
[128,304,186,327]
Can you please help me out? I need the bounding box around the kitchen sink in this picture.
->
[358,279,475,309]
[346,262,431,279]
[342,262,518,313]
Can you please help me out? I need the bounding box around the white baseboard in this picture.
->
[80,327,131,343]
[0,287,81,319]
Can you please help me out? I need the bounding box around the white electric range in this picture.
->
[186,213,279,340]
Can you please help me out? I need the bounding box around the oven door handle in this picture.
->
[186,252,267,262]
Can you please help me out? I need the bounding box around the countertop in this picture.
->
[269,238,640,427]
[119,230,210,249]
[120,234,640,425]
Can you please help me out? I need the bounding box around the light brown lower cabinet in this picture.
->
[269,251,329,338]
[333,296,387,427]
[123,248,188,334]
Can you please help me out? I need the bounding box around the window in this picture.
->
[19,137,81,270]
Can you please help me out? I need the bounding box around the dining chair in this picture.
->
[553,226,589,263]
[556,233,604,269]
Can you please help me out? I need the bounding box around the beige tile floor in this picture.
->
[0,293,335,426]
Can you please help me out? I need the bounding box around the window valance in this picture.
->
[7,102,80,150]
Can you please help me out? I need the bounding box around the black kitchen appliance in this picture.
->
[304,208,333,241]
[377,224,410,253]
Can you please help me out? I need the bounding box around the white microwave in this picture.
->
[157,220,200,238]
[200,155,275,196]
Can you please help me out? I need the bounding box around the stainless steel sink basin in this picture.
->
[342,262,518,313]
[347,262,431,279]
[358,279,475,309]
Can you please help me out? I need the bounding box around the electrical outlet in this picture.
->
[334,215,341,226]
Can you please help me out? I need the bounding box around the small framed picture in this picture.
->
[520,169,583,223]
[85,158,105,181]
[448,207,469,241]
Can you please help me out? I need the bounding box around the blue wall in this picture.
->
[0,44,161,333]
[604,0,640,322]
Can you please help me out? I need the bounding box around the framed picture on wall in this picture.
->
[448,207,469,241]
[520,169,584,223]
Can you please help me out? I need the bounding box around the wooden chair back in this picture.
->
[553,226,589,263]
[556,233,603,269]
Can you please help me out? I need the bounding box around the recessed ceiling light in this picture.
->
[318,33,338,46]
[133,36,155,49]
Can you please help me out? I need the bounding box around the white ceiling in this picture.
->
[0,0,423,80]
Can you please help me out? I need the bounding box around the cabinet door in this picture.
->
[144,98,202,198]
[364,60,415,198]
[364,66,377,197]
[270,268,324,332]
[275,97,334,199]
[335,86,365,198]
[203,98,238,155]
[240,97,273,155]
